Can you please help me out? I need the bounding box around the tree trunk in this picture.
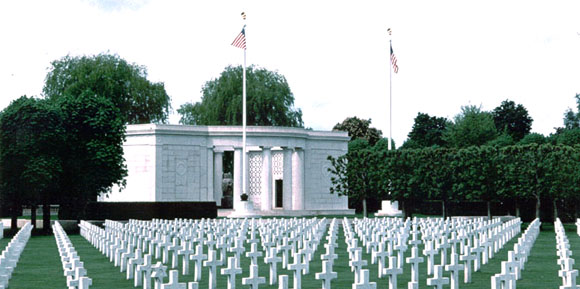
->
[362,198,368,217]
[515,201,520,218]
[43,202,51,234]
[535,196,541,220]
[553,199,558,221]
[401,200,407,219]
[30,206,37,234]
[574,202,578,221]
[10,203,18,234]
[487,201,492,220]
[442,200,446,219]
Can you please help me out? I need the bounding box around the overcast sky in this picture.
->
[1,0,580,146]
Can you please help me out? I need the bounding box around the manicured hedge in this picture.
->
[59,202,217,220]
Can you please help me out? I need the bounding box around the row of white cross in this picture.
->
[75,216,530,289]
[344,216,522,289]
[490,218,540,289]
[86,217,337,289]
[54,221,93,289]
[0,222,33,289]
[556,218,578,289]
[80,220,200,289]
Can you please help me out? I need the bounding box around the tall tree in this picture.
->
[405,112,450,148]
[333,116,383,146]
[444,105,498,148]
[43,53,171,124]
[0,96,64,233]
[327,139,379,217]
[56,92,127,219]
[492,100,533,141]
[178,65,303,127]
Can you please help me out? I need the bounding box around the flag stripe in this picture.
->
[390,44,399,73]
[231,27,246,50]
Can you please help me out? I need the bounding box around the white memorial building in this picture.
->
[101,124,354,216]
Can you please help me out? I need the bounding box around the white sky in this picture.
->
[1,0,580,146]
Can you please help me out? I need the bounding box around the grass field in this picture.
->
[2,221,572,288]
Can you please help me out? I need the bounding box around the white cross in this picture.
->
[423,239,438,276]
[221,256,242,289]
[246,242,263,266]
[161,270,186,289]
[372,242,390,278]
[560,258,576,285]
[242,264,266,289]
[265,247,282,285]
[506,251,521,280]
[278,275,289,289]
[189,244,207,282]
[383,256,403,289]
[203,249,223,289]
[168,237,183,269]
[278,238,293,269]
[561,269,580,289]
[444,252,463,289]
[406,246,424,283]
[427,265,449,289]
[352,269,377,289]
[136,254,153,289]
[349,248,368,283]
[230,238,246,267]
[288,254,307,289]
[159,235,173,264]
[315,260,337,289]
[459,246,476,283]
[177,241,194,275]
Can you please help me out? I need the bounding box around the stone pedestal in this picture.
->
[228,201,262,218]
[376,200,403,217]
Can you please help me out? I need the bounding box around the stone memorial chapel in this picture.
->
[101,124,353,216]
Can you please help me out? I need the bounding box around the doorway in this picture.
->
[275,179,283,208]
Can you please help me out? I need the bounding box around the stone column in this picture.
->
[292,148,304,211]
[207,147,214,202]
[213,149,224,206]
[233,147,243,211]
[282,147,293,211]
[261,147,272,211]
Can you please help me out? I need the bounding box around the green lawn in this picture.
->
[3,220,574,288]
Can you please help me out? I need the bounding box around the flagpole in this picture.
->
[388,28,393,151]
[242,13,247,199]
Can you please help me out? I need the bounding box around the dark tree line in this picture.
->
[0,53,170,233]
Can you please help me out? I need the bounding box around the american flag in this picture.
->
[231,26,246,50]
[390,44,399,73]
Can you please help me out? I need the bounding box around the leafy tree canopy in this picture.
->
[519,132,546,145]
[43,53,171,124]
[333,116,383,146]
[178,65,303,127]
[56,92,128,216]
[406,112,450,148]
[443,105,498,148]
[492,99,533,141]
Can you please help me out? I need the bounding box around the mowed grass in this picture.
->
[3,220,575,288]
